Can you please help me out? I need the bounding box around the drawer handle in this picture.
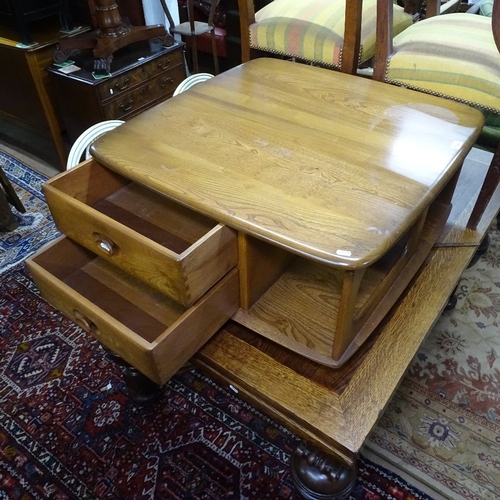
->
[161,77,174,88]
[73,310,100,335]
[93,233,118,256]
[119,98,134,112]
[114,77,129,91]
[158,58,171,71]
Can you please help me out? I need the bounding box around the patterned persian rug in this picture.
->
[0,151,60,272]
[365,226,500,500]
[0,263,432,499]
[0,150,435,499]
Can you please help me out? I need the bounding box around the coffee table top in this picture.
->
[91,58,483,268]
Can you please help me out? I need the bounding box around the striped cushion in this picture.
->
[386,13,500,113]
[249,0,413,68]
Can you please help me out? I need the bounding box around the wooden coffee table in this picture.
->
[39,58,497,498]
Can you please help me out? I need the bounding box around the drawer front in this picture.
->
[101,65,185,120]
[43,160,238,307]
[97,49,184,102]
[26,236,240,385]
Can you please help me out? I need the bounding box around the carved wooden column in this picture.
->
[54,0,173,73]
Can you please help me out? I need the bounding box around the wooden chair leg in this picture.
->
[0,166,25,213]
[0,188,18,231]
[191,36,199,73]
[467,141,500,230]
[210,31,219,75]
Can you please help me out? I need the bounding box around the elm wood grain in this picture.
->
[27,236,240,385]
[233,196,450,366]
[237,233,295,310]
[90,57,483,365]
[43,159,238,307]
[91,59,482,268]
[374,0,500,231]
[195,244,478,463]
[91,199,191,254]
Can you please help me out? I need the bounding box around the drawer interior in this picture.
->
[32,237,187,342]
[48,160,218,254]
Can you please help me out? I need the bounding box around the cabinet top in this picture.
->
[46,41,182,85]
[91,58,484,268]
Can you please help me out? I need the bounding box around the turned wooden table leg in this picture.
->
[103,348,161,405]
[290,442,357,500]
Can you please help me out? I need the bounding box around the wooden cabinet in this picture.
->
[47,41,186,144]
[0,21,90,169]
[27,158,240,385]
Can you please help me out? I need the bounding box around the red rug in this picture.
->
[0,262,434,499]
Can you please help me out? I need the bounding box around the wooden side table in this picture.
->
[27,58,495,499]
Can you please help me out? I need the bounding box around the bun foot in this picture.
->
[103,347,161,405]
[290,442,357,500]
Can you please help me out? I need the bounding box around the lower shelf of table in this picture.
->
[194,159,500,461]
[234,197,451,368]
[195,243,477,464]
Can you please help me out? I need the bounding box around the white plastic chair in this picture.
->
[66,120,125,169]
[173,73,214,96]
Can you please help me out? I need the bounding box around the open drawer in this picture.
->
[42,159,238,307]
[26,236,240,385]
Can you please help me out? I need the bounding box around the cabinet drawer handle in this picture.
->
[119,98,134,112]
[73,310,100,335]
[114,77,129,91]
[158,58,171,70]
[161,77,174,88]
[93,233,118,256]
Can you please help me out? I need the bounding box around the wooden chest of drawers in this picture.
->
[27,158,240,385]
[47,41,186,143]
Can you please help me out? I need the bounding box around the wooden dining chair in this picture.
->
[373,0,500,229]
[237,0,414,75]
[66,120,124,170]
[160,0,220,74]
[173,72,214,95]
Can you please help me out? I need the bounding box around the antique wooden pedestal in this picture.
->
[27,59,497,498]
